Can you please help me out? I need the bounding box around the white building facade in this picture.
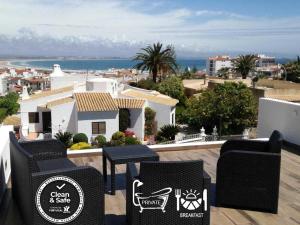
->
[206,56,233,76]
[0,75,8,96]
[20,65,178,142]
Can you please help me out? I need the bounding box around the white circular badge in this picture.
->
[35,176,84,224]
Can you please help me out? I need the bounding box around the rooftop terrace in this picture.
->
[2,145,299,225]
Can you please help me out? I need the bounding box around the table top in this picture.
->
[103,145,159,162]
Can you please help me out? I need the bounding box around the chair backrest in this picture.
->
[138,161,205,225]
[9,132,34,225]
[268,130,283,153]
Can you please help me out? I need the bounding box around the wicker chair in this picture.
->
[9,132,104,225]
[126,160,211,225]
[0,160,6,206]
[216,130,283,213]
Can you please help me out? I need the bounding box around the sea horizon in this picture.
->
[9,58,208,71]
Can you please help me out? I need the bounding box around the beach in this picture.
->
[0,60,8,68]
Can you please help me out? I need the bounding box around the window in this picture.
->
[29,112,39,123]
[92,122,106,135]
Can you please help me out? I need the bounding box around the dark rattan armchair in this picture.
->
[127,160,211,225]
[9,132,104,225]
[216,130,283,213]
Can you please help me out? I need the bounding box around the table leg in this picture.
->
[111,162,116,195]
[103,155,107,183]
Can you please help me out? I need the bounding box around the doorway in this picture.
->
[42,112,52,133]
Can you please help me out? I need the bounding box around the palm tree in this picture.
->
[217,67,230,79]
[133,42,178,83]
[232,55,257,79]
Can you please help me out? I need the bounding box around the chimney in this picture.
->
[22,86,29,100]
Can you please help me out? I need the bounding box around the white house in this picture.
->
[0,73,8,96]
[20,65,178,142]
[206,56,233,76]
[121,87,177,129]
[256,54,276,68]
[50,64,98,90]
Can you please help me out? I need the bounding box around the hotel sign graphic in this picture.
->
[35,176,84,224]
[133,180,208,218]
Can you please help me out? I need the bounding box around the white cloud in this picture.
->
[0,0,299,56]
[195,10,247,19]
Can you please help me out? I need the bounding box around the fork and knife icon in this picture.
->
[175,189,181,211]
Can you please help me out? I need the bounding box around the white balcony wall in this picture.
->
[0,125,13,185]
[257,98,300,145]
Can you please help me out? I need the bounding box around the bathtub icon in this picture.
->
[133,180,172,213]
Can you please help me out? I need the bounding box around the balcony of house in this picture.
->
[1,98,300,225]
[1,139,300,225]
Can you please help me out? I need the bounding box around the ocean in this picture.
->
[11,59,207,71]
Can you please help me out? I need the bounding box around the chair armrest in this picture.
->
[20,139,67,160]
[220,139,269,155]
[126,163,140,225]
[32,166,104,225]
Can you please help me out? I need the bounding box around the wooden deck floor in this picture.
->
[70,148,300,225]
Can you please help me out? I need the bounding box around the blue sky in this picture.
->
[0,0,299,57]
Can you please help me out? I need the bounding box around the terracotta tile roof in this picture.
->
[121,89,178,106]
[23,86,73,101]
[115,98,145,109]
[46,97,74,108]
[209,56,231,61]
[23,78,46,84]
[3,116,21,126]
[74,92,118,112]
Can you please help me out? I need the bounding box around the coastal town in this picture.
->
[0,1,300,225]
[1,53,300,145]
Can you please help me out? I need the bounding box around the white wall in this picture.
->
[86,79,118,97]
[0,125,13,184]
[77,111,119,141]
[147,102,173,129]
[206,59,232,76]
[215,60,232,73]
[51,75,87,90]
[257,98,300,145]
[20,91,73,133]
[51,102,77,135]
[129,108,144,140]
[0,77,8,96]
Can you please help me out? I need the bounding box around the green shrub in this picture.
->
[73,133,88,144]
[0,108,8,123]
[185,82,257,135]
[70,142,91,150]
[156,124,179,142]
[95,135,107,147]
[111,131,125,146]
[145,107,156,136]
[54,131,73,149]
[136,79,158,90]
[157,76,187,106]
[125,136,141,145]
